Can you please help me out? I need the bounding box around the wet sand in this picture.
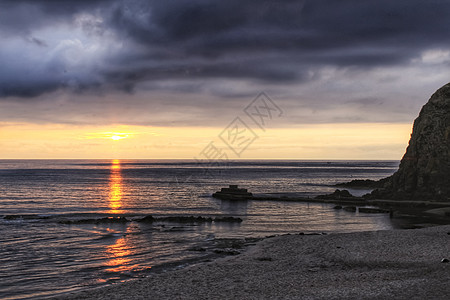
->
[56,225,450,300]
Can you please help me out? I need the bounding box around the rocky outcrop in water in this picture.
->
[335,179,383,189]
[371,83,450,201]
[315,189,357,200]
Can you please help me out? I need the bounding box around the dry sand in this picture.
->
[56,225,450,300]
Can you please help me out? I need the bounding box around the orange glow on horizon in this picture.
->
[0,122,412,159]
[83,130,133,141]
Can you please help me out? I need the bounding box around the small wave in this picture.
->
[94,232,123,241]
[2,214,50,221]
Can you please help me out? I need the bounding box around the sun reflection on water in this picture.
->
[109,159,123,213]
[104,236,133,273]
[103,228,152,277]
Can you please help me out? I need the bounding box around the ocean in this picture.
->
[0,159,400,299]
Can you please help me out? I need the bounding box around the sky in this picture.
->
[1,0,449,159]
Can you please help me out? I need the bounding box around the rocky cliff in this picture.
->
[372,83,450,201]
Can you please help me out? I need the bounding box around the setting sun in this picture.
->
[111,135,127,141]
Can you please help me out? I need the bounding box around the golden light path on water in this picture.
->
[104,236,133,273]
[108,159,123,213]
[105,160,146,276]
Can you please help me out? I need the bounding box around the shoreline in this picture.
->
[251,194,450,209]
[55,224,450,300]
[249,194,450,227]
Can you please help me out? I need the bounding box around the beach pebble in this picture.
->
[441,258,449,263]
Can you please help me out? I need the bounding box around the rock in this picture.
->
[315,189,356,200]
[343,206,357,212]
[59,217,130,225]
[336,179,383,189]
[371,83,450,201]
[336,189,353,198]
[137,215,155,223]
[160,216,213,223]
[441,258,449,263]
[333,205,343,210]
[358,207,390,214]
[214,216,243,223]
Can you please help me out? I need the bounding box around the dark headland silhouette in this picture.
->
[345,83,450,201]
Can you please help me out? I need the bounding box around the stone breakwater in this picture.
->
[57,215,243,225]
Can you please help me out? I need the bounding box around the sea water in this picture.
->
[0,160,399,299]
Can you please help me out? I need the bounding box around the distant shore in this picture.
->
[56,224,450,300]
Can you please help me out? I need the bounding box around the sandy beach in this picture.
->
[56,225,450,300]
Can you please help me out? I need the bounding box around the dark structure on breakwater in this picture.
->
[212,185,253,200]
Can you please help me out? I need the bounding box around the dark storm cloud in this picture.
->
[1,0,450,99]
[110,0,450,57]
[0,0,108,34]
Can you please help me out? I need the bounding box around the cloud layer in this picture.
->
[1,0,450,125]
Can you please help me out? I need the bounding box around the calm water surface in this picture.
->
[0,160,399,299]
